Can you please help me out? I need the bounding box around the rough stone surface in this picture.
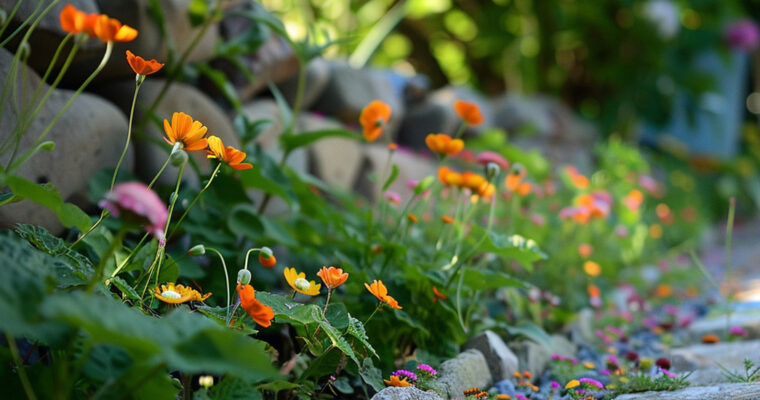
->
[510,335,576,377]
[277,58,331,111]
[683,312,760,343]
[463,330,519,381]
[0,48,130,233]
[95,79,238,187]
[431,349,492,399]
[614,382,760,400]
[566,308,596,345]
[371,387,443,400]
[312,61,404,138]
[671,340,760,385]
[298,113,362,190]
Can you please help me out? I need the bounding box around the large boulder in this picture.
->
[276,58,331,111]
[95,78,238,187]
[615,382,760,400]
[431,349,492,399]
[510,334,576,377]
[298,112,363,191]
[463,330,519,381]
[0,48,130,233]
[371,387,443,400]
[671,340,760,385]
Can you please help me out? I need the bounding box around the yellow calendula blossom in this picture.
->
[284,267,321,296]
[154,282,211,304]
[565,379,580,389]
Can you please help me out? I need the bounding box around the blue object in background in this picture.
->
[641,50,749,160]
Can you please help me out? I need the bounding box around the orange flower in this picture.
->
[565,166,589,189]
[583,261,601,277]
[432,286,447,303]
[384,375,411,387]
[701,334,720,344]
[163,112,208,151]
[517,182,532,196]
[126,50,163,75]
[236,283,274,328]
[359,100,391,142]
[59,4,97,36]
[623,189,644,211]
[478,182,495,198]
[258,253,276,269]
[587,284,601,298]
[655,284,672,298]
[454,100,484,126]
[316,266,348,289]
[388,143,398,151]
[93,14,137,43]
[206,135,253,170]
[441,215,454,224]
[364,280,402,309]
[438,167,462,187]
[505,171,525,191]
[407,213,418,223]
[460,171,486,191]
[578,243,593,258]
[425,133,464,156]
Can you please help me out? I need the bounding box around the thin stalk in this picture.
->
[206,247,231,324]
[5,332,37,400]
[147,156,172,189]
[153,161,186,287]
[323,288,333,316]
[0,0,28,43]
[725,197,736,337]
[68,210,109,250]
[106,232,150,284]
[8,40,113,173]
[86,229,126,292]
[363,303,382,325]
[285,56,307,134]
[168,162,222,239]
[243,247,262,271]
[453,122,467,140]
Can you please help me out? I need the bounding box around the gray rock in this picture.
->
[566,308,596,345]
[614,382,760,400]
[298,113,363,190]
[277,58,331,111]
[359,144,436,202]
[431,349,492,399]
[0,48,130,233]
[96,79,238,188]
[464,330,519,381]
[510,335,576,377]
[670,340,760,385]
[312,61,404,139]
[683,312,760,343]
[371,387,443,400]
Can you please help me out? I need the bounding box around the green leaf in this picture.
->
[311,307,358,366]
[235,114,271,145]
[300,347,342,380]
[332,377,354,394]
[381,164,399,192]
[15,224,93,288]
[461,268,526,290]
[280,129,358,154]
[6,175,91,232]
[241,148,298,210]
[413,175,435,196]
[257,380,300,394]
[504,321,552,347]
[359,358,385,392]
[346,316,378,358]
[468,225,547,270]
[200,377,263,400]
[268,83,293,134]
[196,64,242,110]
[188,0,209,27]
[111,276,140,300]
[227,204,265,239]
[256,292,316,326]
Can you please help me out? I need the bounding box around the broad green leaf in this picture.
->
[311,307,358,366]
[199,377,263,400]
[6,175,91,232]
[300,347,342,380]
[257,380,299,394]
[461,268,526,290]
[256,292,317,326]
[111,276,140,300]
[381,164,399,192]
[280,129,358,154]
[14,224,93,287]
[346,316,378,358]
[227,204,265,239]
[325,303,349,330]
[504,321,552,347]
[468,225,547,270]
[82,344,133,381]
[359,358,385,392]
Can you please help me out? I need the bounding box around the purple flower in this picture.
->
[579,377,604,389]
[729,326,749,337]
[99,182,168,240]
[515,394,528,400]
[416,363,437,376]
[663,304,678,316]
[725,19,760,51]
[660,367,676,378]
[391,369,417,381]
[600,369,611,376]
[550,381,560,389]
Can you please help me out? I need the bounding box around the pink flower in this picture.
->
[475,151,509,170]
[729,326,749,337]
[579,377,604,389]
[384,191,401,205]
[725,19,760,51]
[99,182,168,240]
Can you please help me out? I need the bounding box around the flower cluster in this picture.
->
[60,4,137,43]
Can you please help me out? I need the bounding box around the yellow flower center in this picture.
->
[161,289,182,299]
[294,278,311,291]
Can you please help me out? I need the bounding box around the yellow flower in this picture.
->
[154,282,211,304]
[565,379,580,389]
[583,362,595,369]
[284,267,321,296]
[583,260,601,277]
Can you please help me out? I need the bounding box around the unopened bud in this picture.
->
[294,278,310,291]
[39,141,55,152]
[485,162,500,180]
[17,41,31,59]
[170,148,188,167]
[237,269,251,285]
[198,375,214,388]
[187,244,205,256]
[0,10,8,28]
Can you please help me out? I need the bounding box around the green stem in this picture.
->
[5,332,37,400]
[153,161,186,287]
[0,0,29,44]
[86,229,126,292]
[453,122,467,140]
[110,79,142,190]
[8,40,112,174]
[168,162,222,239]
[106,232,150,284]
[147,156,172,189]
[285,56,307,134]
[243,247,262,271]
[206,247,231,325]
[363,303,382,325]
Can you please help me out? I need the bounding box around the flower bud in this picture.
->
[198,375,214,388]
[237,269,251,285]
[294,277,311,291]
[258,246,276,268]
[485,162,500,180]
[187,244,206,256]
[17,41,31,59]
[39,141,55,152]
[170,148,188,167]
[639,357,654,370]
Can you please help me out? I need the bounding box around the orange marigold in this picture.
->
[316,266,348,289]
[441,215,454,224]
[126,50,163,75]
[701,333,720,344]
[460,171,486,191]
[236,283,274,328]
[384,375,411,387]
[206,135,253,170]
[438,166,462,187]
[93,14,137,43]
[505,171,524,191]
[454,100,484,126]
[59,4,97,36]
[163,112,208,151]
[365,280,402,309]
[359,100,391,142]
[425,133,464,156]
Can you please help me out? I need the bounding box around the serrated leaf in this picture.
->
[280,129,358,154]
[15,224,93,287]
[346,316,377,358]
[381,164,399,192]
[256,292,317,326]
